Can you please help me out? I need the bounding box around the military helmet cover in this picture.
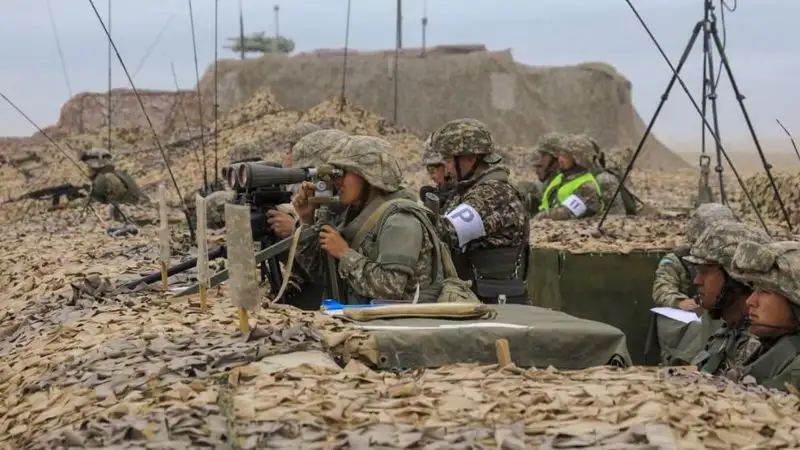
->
[327,135,403,192]
[431,118,502,164]
[686,202,737,244]
[421,134,443,166]
[683,221,771,267]
[285,122,323,148]
[292,129,349,168]
[558,134,597,169]
[729,240,800,307]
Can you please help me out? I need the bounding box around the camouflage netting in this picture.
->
[198,49,688,171]
[739,170,800,228]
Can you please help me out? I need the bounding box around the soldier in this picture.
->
[282,122,323,167]
[587,137,628,215]
[725,240,800,391]
[534,134,603,220]
[80,147,149,220]
[292,135,445,304]
[652,203,737,311]
[683,221,771,376]
[420,134,453,211]
[430,118,529,304]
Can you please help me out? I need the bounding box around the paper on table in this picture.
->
[651,307,701,324]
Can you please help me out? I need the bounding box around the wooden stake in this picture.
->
[495,339,512,367]
[199,284,208,313]
[238,307,249,334]
[160,260,168,291]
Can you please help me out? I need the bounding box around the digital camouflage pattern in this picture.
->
[438,165,527,251]
[535,134,603,220]
[691,323,762,376]
[516,180,543,217]
[285,122,323,148]
[595,171,626,215]
[534,132,568,159]
[683,221,771,267]
[686,202,736,244]
[652,249,695,308]
[297,141,439,304]
[727,241,800,392]
[421,135,442,166]
[328,136,403,192]
[430,118,502,164]
[292,129,349,168]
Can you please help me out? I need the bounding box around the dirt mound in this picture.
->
[199,49,687,171]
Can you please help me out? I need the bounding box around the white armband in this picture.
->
[445,203,486,247]
[561,194,588,217]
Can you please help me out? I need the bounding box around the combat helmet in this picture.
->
[430,118,502,164]
[558,134,597,169]
[292,129,349,168]
[729,240,800,313]
[327,135,403,192]
[80,147,113,169]
[686,202,737,244]
[683,221,771,268]
[534,132,568,158]
[285,122,323,149]
[421,135,443,166]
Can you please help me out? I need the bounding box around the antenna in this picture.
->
[213,0,220,188]
[107,0,112,151]
[339,0,353,110]
[239,0,246,60]
[421,0,428,56]
[274,4,280,53]
[187,0,209,193]
[393,0,402,123]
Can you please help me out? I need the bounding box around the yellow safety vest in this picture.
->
[538,172,602,212]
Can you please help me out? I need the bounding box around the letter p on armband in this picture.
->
[445,203,486,248]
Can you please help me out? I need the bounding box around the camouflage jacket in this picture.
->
[297,194,439,305]
[534,169,603,220]
[91,170,147,204]
[516,180,543,217]
[437,165,527,252]
[595,171,626,215]
[731,333,800,392]
[652,249,695,308]
[692,321,762,376]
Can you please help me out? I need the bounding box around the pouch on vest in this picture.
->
[469,247,529,305]
[352,198,480,305]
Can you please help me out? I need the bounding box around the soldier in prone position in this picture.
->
[80,147,149,220]
[429,118,530,305]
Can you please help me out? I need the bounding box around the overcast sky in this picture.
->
[0,0,797,149]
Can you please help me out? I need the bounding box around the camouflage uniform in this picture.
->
[683,221,772,376]
[652,203,737,308]
[534,134,603,220]
[430,119,529,304]
[80,147,148,220]
[297,135,443,304]
[725,240,800,391]
[516,179,542,217]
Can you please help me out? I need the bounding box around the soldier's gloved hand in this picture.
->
[678,298,702,314]
[319,225,349,259]
[267,209,297,238]
[291,182,317,225]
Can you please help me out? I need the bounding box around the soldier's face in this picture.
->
[426,165,446,186]
[746,289,797,337]
[335,172,365,205]
[558,154,574,170]
[694,264,725,308]
[534,154,553,181]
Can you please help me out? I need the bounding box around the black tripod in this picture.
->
[599,0,791,232]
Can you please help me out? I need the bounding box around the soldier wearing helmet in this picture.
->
[724,240,800,391]
[420,134,454,212]
[532,133,561,186]
[292,135,445,304]
[682,221,772,376]
[535,133,603,220]
[79,147,149,221]
[586,137,630,216]
[429,118,529,305]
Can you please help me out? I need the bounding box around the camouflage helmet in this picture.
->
[686,202,737,244]
[683,221,772,267]
[285,122,323,149]
[327,135,403,192]
[558,134,596,169]
[534,133,568,158]
[80,147,113,169]
[431,118,502,164]
[729,240,800,307]
[292,129,349,168]
[421,135,443,166]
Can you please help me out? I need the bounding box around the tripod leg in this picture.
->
[598,21,704,229]
[703,22,727,204]
[709,23,793,230]
[697,12,711,204]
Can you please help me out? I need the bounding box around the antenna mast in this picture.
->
[238,0,246,60]
[421,0,428,56]
[274,4,280,53]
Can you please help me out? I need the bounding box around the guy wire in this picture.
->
[187,0,209,193]
[107,0,112,151]
[339,0,353,112]
[46,0,73,98]
[132,15,176,80]
[775,119,800,164]
[170,62,204,171]
[87,0,196,241]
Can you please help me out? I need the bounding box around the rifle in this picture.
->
[3,183,91,206]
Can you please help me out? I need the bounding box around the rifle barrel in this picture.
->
[121,246,226,289]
